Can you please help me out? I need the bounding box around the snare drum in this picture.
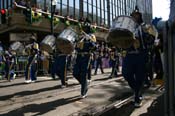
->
[10,41,24,55]
[56,28,78,54]
[106,16,137,48]
[40,35,56,53]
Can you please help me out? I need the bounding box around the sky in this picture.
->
[152,0,170,20]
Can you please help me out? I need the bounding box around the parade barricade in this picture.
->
[14,56,27,76]
[14,56,47,76]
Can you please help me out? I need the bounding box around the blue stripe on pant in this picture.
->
[73,55,90,96]
[5,62,15,80]
[25,56,37,81]
[30,63,37,80]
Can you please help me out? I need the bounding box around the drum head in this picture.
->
[10,41,24,55]
[111,16,136,33]
[56,28,78,54]
[40,35,56,53]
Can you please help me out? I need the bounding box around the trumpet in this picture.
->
[80,31,96,42]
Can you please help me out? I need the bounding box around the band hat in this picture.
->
[130,6,142,16]
[130,9,142,17]
[90,34,96,42]
[130,8,143,24]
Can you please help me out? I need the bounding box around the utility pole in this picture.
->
[51,0,53,35]
[51,0,56,35]
[0,14,1,25]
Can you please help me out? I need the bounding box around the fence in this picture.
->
[14,55,49,76]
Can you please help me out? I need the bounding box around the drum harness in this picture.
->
[127,24,146,54]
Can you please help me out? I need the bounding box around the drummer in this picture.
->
[50,27,72,87]
[51,16,76,87]
[108,46,119,78]
[51,48,68,88]
[0,42,5,78]
[4,48,16,81]
[122,7,150,107]
[73,18,97,98]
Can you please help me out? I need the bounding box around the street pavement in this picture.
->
[0,68,163,116]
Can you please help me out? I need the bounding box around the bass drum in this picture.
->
[40,35,56,53]
[10,41,24,55]
[56,28,78,54]
[106,16,137,49]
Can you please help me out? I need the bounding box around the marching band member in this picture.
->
[79,18,95,83]
[143,24,156,88]
[50,16,72,87]
[108,46,119,78]
[0,42,5,79]
[4,49,16,81]
[122,7,150,107]
[73,18,96,98]
[25,36,39,83]
[94,45,104,75]
[153,38,163,80]
[51,49,68,88]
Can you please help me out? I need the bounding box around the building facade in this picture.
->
[0,0,152,26]
[0,0,14,9]
[35,0,137,27]
[137,0,152,23]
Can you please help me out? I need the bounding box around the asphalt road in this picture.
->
[0,69,163,116]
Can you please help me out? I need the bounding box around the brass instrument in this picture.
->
[25,42,39,55]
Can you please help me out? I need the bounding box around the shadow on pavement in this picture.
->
[0,79,56,88]
[0,83,78,101]
[93,77,111,81]
[1,96,81,116]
